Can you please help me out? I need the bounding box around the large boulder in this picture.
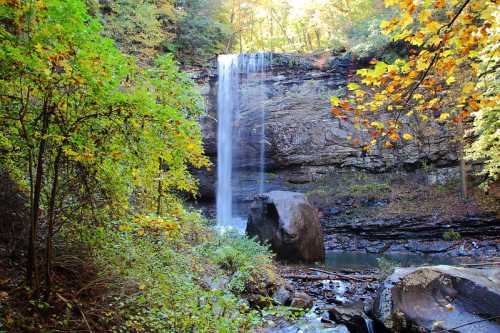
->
[374,265,500,332]
[246,191,325,262]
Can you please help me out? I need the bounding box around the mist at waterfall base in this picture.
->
[216,53,271,232]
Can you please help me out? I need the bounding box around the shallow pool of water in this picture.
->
[323,251,460,271]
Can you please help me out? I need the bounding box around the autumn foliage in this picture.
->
[330,0,499,185]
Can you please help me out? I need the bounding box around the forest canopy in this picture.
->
[84,0,395,64]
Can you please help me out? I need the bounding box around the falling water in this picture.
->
[216,53,271,230]
[216,54,239,227]
[365,318,375,333]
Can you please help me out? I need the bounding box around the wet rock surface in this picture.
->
[275,264,381,333]
[374,265,500,333]
[194,53,458,174]
[323,213,500,258]
[247,191,325,262]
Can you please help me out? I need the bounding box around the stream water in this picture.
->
[323,251,460,271]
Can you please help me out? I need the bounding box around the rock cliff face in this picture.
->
[189,53,499,258]
[193,53,458,176]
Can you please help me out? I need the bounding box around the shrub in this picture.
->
[79,213,262,332]
[376,257,399,277]
[442,230,461,241]
[200,234,280,295]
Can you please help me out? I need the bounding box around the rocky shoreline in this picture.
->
[323,213,500,257]
[259,261,500,333]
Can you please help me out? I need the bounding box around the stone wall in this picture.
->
[190,53,459,201]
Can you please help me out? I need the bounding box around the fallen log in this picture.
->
[282,271,377,282]
[308,268,378,281]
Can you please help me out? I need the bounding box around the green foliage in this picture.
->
[200,234,279,294]
[0,1,280,331]
[465,40,500,189]
[94,0,230,64]
[76,216,259,332]
[442,230,461,241]
[376,256,398,277]
[174,0,231,64]
[0,0,210,303]
[222,0,393,54]
[0,0,209,218]
[348,182,391,196]
[98,0,170,60]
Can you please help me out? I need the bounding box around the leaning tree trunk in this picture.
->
[458,118,468,199]
[157,158,163,216]
[45,149,61,300]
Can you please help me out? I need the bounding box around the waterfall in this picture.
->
[364,318,375,333]
[216,53,271,230]
[216,54,239,228]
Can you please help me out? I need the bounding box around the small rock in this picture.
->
[272,286,292,306]
[290,292,313,309]
[328,207,342,215]
[246,293,273,308]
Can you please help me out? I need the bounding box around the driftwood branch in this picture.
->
[283,268,377,282]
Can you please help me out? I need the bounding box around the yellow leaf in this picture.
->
[418,10,432,22]
[355,90,366,98]
[402,133,413,140]
[118,225,132,232]
[35,43,44,53]
[424,21,441,34]
[137,229,145,236]
[438,113,450,121]
[399,13,414,28]
[347,83,360,90]
[442,50,454,58]
[462,82,475,94]
[384,0,399,7]
[380,20,391,30]
[371,121,385,129]
[330,95,340,106]
[389,132,400,141]
[429,35,442,46]
[446,76,456,85]
[434,0,445,9]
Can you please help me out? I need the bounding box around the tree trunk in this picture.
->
[157,158,163,216]
[44,149,61,300]
[27,102,50,291]
[458,119,468,199]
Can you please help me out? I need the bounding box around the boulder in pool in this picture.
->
[374,265,500,332]
[246,191,325,262]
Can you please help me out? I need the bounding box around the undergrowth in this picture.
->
[1,209,278,333]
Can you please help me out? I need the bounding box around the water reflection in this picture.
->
[323,251,460,271]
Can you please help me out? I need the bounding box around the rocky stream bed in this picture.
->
[239,191,500,333]
[257,258,500,333]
